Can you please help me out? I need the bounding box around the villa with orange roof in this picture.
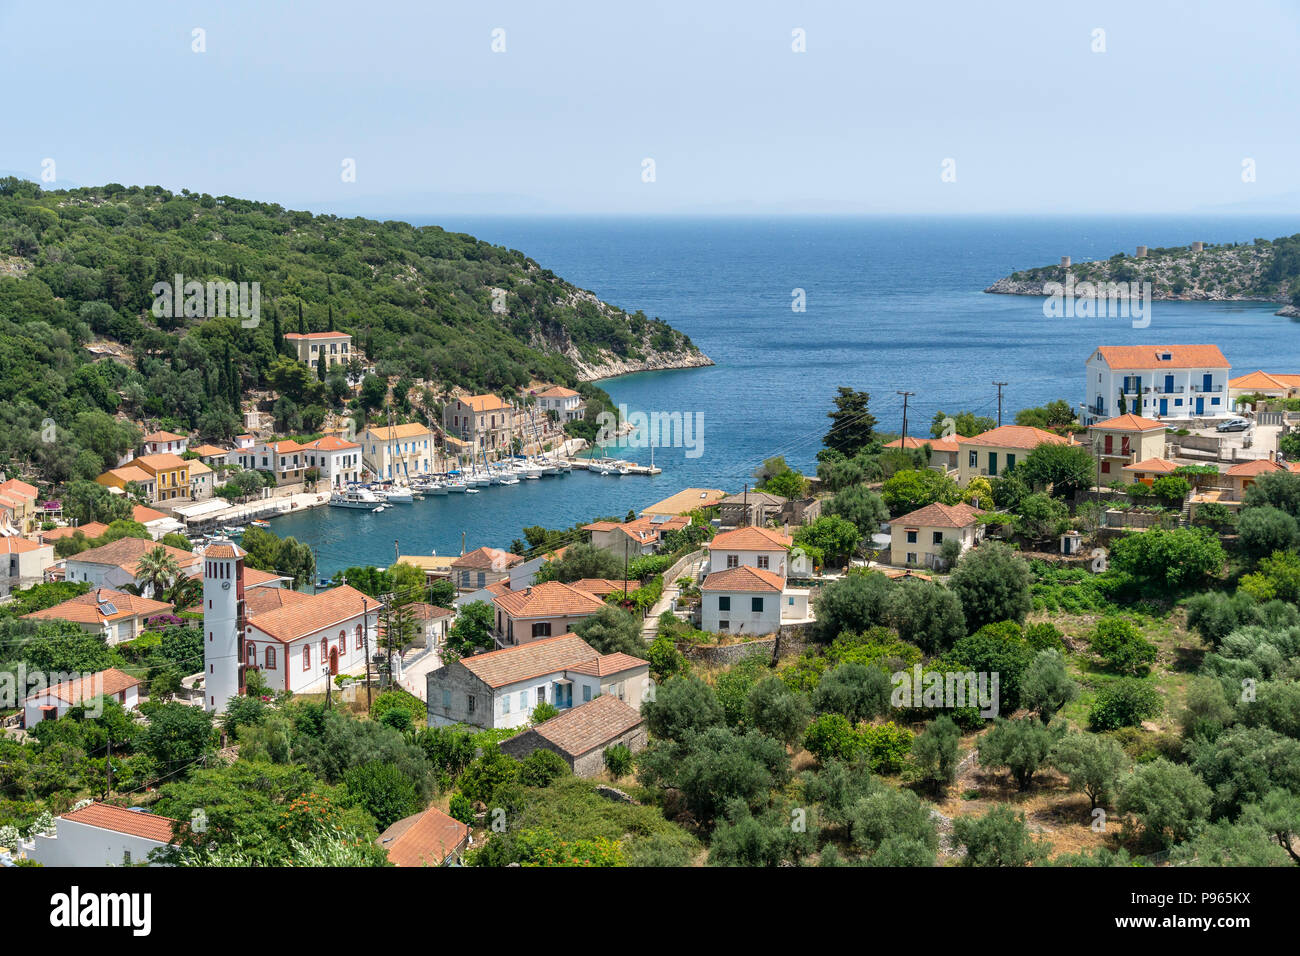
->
[450,546,523,591]
[425,632,649,730]
[360,422,435,480]
[0,477,41,534]
[23,667,143,726]
[284,330,352,372]
[226,438,312,488]
[443,393,516,459]
[1086,413,1168,480]
[140,430,188,457]
[884,434,960,471]
[1123,457,1181,485]
[955,424,1071,484]
[491,581,609,647]
[19,801,179,867]
[1,535,55,597]
[583,514,691,557]
[24,587,173,644]
[300,434,363,487]
[889,501,985,570]
[1228,370,1300,404]
[62,537,201,596]
[698,525,810,635]
[532,384,585,422]
[1081,344,1230,424]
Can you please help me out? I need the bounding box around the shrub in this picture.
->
[1089,616,1158,675]
[1088,678,1163,731]
[803,713,860,764]
[603,744,633,778]
[518,749,570,788]
[859,721,913,774]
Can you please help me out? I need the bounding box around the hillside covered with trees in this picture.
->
[0,177,707,487]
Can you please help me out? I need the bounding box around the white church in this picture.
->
[202,540,383,713]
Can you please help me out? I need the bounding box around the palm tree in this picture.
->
[167,576,203,612]
[135,546,181,599]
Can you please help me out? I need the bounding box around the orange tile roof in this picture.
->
[0,479,38,500]
[246,584,375,644]
[884,435,959,452]
[378,804,469,867]
[1229,370,1300,390]
[568,578,628,597]
[707,525,793,551]
[190,444,228,457]
[535,385,580,399]
[519,694,644,757]
[956,425,1070,450]
[701,565,786,592]
[451,546,522,570]
[204,542,245,559]
[493,581,608,619]
[565,652,649,678]
[141,431,185,444]
[1122,457,1180,473]
[0,536,46,554]
[893,501,985,529]
[105,466,153,484]
[456,393,512,412]
[132,505,169,523]
[409,603,455,620]
[640,488,728,516]
[26,667,142,705]
[59,803,178,844]
[69,538,196,575]
[459,633,598,688]
[40,522,109,544]
[302,435,360,451]
[880,568,934,582]
[285,331,350,340]
[364,423,431,440]
[24,588,172,625]
[243,586,312,617]
[133,453,188,471]
[1226,458,1284,477]
[1094,344,1229,370]
[1090,413,1166,432]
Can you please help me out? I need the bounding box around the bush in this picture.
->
[1088,678,1163,731]
[518,749,570,788]
[448,792,474,824]
[603,744,633,778]
[948,542,1032,632]
[859,721,912,774]
[1237,506,1300,561]
[1088,616,1158,675]
[803,713,859,764]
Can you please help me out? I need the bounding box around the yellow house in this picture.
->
[284,331,352,372]
[1086,414,1167,483]
[1122,457,1180,486]
[889,501,985,570]
[955,425,1073,485]
[131,453,191,504]
[361,423,435,480]
[0,478,40,534]
[1227,370,1300,405]
[96,465,157,502]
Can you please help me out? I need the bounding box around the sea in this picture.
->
[269,214,1300,578]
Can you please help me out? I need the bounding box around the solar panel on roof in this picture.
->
[97,600,118,616]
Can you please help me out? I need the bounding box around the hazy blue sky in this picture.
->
[3,0,1298,216]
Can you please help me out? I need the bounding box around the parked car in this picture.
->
[1216,418,1252,433]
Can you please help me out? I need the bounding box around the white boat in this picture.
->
[379,487,414,503]
[499,476,520,486]
[330,488,383,509]
[444,479,467,493]
[465,487,480,494]
[424,482,448,496]
[372,504,388,513]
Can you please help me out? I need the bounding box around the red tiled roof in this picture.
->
[521,695,645,758]
[451,546,522,570]
[535,386,580,399]
[60,803,178,844]
[1094,345,1229,370]
[1229,370,1300,390]
[884,435,959,452]
[701,565,786,593]
[243,586,312,617]
[40,522,109,543]
[0,479,38,500]
[1226,458,1284,477]
[893,501,984,529]
[565,652,649,678]
[455,393,512,412]
[378,804,469,867]
[246,584,375,643]
[24,588,172,625]
[956,425,1070,450]
[285,331,350,340]
[132,505,169,523]
[1122,457,1180,473]
[68,538,196,574]
[707,526,793,551]
[1090,413,1166,432]
[0,537,45,554]
[568,578,628,597]
[141,431,185,444]
[26,667,142,705]
[493,582,607,619]
[459,633,598,688]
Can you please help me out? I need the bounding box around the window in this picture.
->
[933,531,943,545]
[303,645,311,670]
[719,620,730,630]
[536,687,545,704]
[467,695,476,714]
[757,555,769,569]
[356,624,363,650]
[442,689,451,709]
[531,621,551,638]
[906,530,917,543]
[968,450,977,467]
[265,646,276,669]
[1101,460,1111,474]
[751,597,764,612]
[583,685,592,703]
[501,695,510,715]
[718,595,731,611]
[726,554,739,568]
[906,553,917,564]
[520,691,528,710]
[787,596,795,606]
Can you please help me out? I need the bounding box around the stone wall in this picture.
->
[426,661,493,728]
[499,721,647,778]
[679,626,812,666]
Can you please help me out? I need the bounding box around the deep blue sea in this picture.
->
[272,215,1300,577]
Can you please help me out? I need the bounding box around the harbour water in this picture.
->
[271,215,1300,577]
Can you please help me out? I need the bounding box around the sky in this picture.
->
[2,0,1299,217]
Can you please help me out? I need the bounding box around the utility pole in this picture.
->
[623,538,629,599]
[324,664,333,711]
[394,539,399,565]
[897,391,915,441]
[742,482,749,527]
[362,595,373,711]
[104,737,113,799]
[994,381,1009,426]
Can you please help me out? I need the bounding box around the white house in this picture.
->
[140,430,188,457]
[533,385,585,422]
[1081,344,1231,424]
[22,802,177,867]
[23,668,142,726]
[23,588,173,645]
[700,565,786,635]
[889,501,985,570]
[300,435,363,487]
[62,538,200,596]
[705,525,793,575]
[0,536,54,598]
[361,423,436,481]
[426,632,649,730]
[202,539,382,713]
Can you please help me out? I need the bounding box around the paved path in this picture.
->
[641,549,705,640]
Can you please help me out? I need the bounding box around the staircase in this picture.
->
[641,549,705,641]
